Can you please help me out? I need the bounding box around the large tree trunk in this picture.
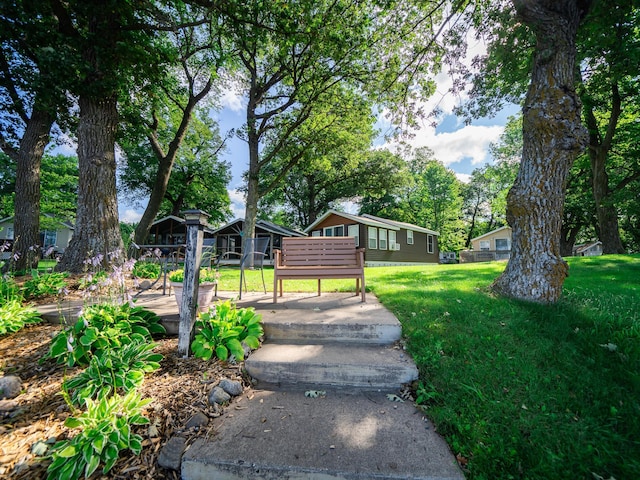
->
[11,102,54,272]
[242,82,260,242]
[492,0,589,303]
[57,95,124,273]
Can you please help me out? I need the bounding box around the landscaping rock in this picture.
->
[185,411,209,430]
[208,386,230,405]
[219,378,243,397]
[158,435,186,471]
[138,280,152,291]
[0,376,22,399]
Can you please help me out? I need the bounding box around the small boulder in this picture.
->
[185,411,209,430]
[219,378,243,397]
[208,386,230,405]
[0,376,22,399]
[158,435,186,471]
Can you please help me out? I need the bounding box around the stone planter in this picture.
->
[171,282,216,314]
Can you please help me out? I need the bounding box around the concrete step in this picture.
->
[245,343,419,390]
[182,389,464,480]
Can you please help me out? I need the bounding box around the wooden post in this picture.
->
[177,209,209,357]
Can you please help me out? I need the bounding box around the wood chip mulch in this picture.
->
[0,321,248,479]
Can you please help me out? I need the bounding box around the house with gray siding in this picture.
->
[304,210,439,265]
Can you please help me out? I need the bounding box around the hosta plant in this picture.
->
[46,391,151,480]
[191,299,263,361]
[63,340,163,407]
[132,261,161,279]
[22,272,69,299]
[168,267,218,284]
[47,303,165,367]
[0,298,41,336]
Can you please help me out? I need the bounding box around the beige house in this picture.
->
[0,215,74,257]
[461,226,512,263]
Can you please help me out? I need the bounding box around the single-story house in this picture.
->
[0,215,74,258]
[304,210,440,265]
[143,214,218,246]
[460,226,512,263]
[210,218,307,263]
[572,241,603,257]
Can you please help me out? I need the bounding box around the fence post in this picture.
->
[178,209,210,357]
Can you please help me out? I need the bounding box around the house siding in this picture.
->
[308,213,439,264]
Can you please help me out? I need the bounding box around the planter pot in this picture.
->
[171,282,216,314]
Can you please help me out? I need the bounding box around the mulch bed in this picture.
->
[0,318,248,479]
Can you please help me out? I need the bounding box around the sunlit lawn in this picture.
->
[222,255,640,479]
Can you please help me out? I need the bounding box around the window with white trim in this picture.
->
[427,234,434,254]
[406,230,414,244]
[368,226,378,249]
[348,225,359,247]
[379,229,388,250]
[388,230,397,250]
[495,238,510,251]
[479,240,490,251]
[311,230,321,237]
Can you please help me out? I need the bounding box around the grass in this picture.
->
[218,256,639,479]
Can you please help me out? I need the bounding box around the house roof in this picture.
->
[574,241,602,254]
[210,218,306,237]
[0,215,74,230]
[470,225,512,242]
[150,214,216,233]
[305,209,439,235]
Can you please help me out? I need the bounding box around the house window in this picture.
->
[368,226,378,249]
[42,230,57,247]
[379,229,388,250]
[324,225,345,237]
[348,225,360,247]
[311,230,321,237]
[388,230,397,250]
[479,240,490,251]
[5,226,14,239]
[407,230,414,244]
[495,238,509,251]
[427,234,434,254]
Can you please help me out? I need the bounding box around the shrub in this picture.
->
[46,391,151,480]
[132,261,161,279]
[63,340,163,407]
[22,272,69,299]
[191,299,263,361]
[47,303,165,367]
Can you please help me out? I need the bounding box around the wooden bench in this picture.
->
[273,237,365,303]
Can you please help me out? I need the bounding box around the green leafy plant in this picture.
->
[46,391,151,480]
[22,272,69,299]
[0,298,41,335]
[168,267,218,284]
[132,261,161,279]
[63,341,163,406]
[191,299,263,361]
[47,303,165,367]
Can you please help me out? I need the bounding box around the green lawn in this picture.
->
[222,256,640,479]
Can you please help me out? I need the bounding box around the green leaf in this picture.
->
[227,338,245,360]
[85,454,101,478]
[215,344,229,361]
[64,417,82,429]
[244,335,260,350]
[57,444,77,458]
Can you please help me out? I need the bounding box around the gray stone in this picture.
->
[0,376,22,399]
[157,435,186,471]
[185,411,209,430]
[219,378,243,397]
[138,280,152,291]
[208,386,230,405]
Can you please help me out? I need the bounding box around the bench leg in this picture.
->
[317,279,321,296]
[273,275,278,303]
[361,275,366,302]
[279,278,283,297]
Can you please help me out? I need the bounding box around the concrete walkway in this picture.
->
[36,289,464,479]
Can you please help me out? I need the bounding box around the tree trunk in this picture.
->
[560,224,580,257]
[57,95,124,273]
[11,103,54,272]
[492,0,589,303]
[242,81,260,242]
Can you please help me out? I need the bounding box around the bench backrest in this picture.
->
[280,236,361,267]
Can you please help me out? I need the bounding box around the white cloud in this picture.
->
[417,124,504,166]
[228,188,246,219]
[220,88,245,112]
[456,173,472,184]
[120,208,142,223]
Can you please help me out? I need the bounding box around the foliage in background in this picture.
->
[168,267,218,284]
[191,299,263,361]
[62,341,162,407]
[46,391,151,480]
[47,304,165,367]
